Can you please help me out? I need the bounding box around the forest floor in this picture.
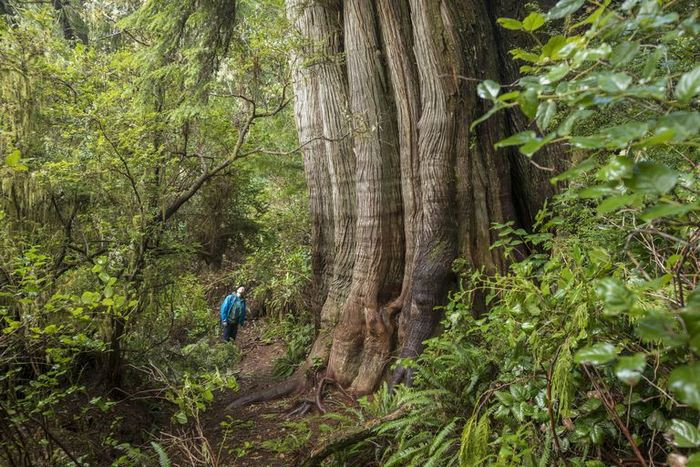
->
[201,320,348,467]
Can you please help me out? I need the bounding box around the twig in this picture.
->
[582,365,648,467]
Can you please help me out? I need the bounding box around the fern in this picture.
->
[429,417,458,456]
[150,442,171,467]
[384,444,426,467]
[459,412,490,466]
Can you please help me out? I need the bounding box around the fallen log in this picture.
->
[300,407,408,467]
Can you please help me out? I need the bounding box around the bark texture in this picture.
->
[287,0,560,392]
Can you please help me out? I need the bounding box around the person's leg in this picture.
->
[221,322,232,341]
[231,323,238,341]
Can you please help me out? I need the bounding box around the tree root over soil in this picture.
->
[299,407,408,467]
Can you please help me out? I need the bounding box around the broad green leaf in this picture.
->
[574,343,618,365]
[536,101,557,130]
[596,278,634,314]
[547,0,585,20]
[552,157,596,182]
[520,133,555,157]
[669,364,700,410]
[615,353,646,385]
[596,194,636,214]
[689,453,700,467]
[477,80,501,101]
[676,66,700,104]
[640,202,695,222]
[557,109,592,136]
[596,155,632,181]
[598,72,632,93]
[653,111,700,143]
[542,35,567,59]
[543,63,569,84]
[174,411,188,424]
[571,135,606,149]
[495,131,537,148]
[642,46,664,79]
[497,17,523,30]
[494,390,515,406]
[518,88,539,119]
[688,286,700,313]
[610,41,640,67]
[522,12,546,32]
[627,162,678,195]
[668,419,700,448]
[636,309,685,348]
[590,424,606,445]
[601,122,648,148]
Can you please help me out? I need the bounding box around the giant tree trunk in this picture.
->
[287,0,559,393]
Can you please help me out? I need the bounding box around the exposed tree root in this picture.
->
[300,407,408,467]
[225,377,301,410]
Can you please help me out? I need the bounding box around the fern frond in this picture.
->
[150,441,171,467]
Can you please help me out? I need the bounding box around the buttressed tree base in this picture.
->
[284,0,560,395]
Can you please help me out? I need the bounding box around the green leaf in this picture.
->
[669,363,700,410]
[571,135,606,149]
[542,35,567,59]
[552,157,596,182]
[688,286,700,313]
[557,109,592,136]
[627,162,678,195]
[596,155,632,181]
[522,12,546,32]
[610,41,640,67]
[574,343,618,365]
[636,309,685,348]
[598,72,632,93]
[668,419,700,448]
[640,202,695,222]
[495,131,537,148]
[536,101,557,130]
[596,278,634,314]
[675,66,700,104]
[596,194,636,214]
[497,17,523,30]
[547,0,586,20]
[174,411,188,424]
[150,442,172,467]
[689,453,700,467]
[615,353,646,385]
[518,88,539,119]
[477,80,501,101]
[494,390,515,406]
[520,133,555,157]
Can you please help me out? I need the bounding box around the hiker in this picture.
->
[220,286,247,342]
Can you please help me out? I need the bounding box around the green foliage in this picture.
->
[0,0,301,464]
[263,316,314,378]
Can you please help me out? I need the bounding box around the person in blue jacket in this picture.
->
[220,286,247,342]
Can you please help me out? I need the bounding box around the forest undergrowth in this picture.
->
[1,0,700,466]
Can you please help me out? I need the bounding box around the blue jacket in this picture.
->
[220,294,246,325]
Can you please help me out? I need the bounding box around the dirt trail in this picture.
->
[201,320,300,466]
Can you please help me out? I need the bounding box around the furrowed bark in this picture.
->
[287,0,357,369]
[390,0,462,385]
[377,0,421,350]
[327,0,403,393]
[276,0,561,397]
